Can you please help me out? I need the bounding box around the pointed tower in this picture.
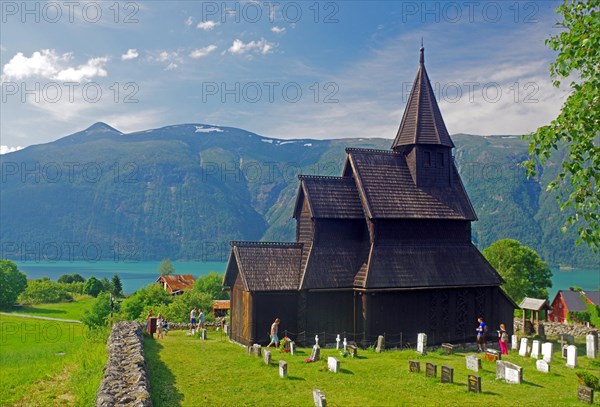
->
[392,47,453,187]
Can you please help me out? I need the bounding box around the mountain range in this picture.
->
[0,122,597,268]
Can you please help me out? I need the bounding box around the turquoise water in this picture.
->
[14,261,598,297]
[15,260,228,294]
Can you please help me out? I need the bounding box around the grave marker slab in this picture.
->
[409,360,420,373]
[530,340,540,359]
[541,342,553,363]
[310,345,321,362]
[376,335,385,353]
[484,349,500,362]
[468,375,482,393]
[343,338,347,352]
[252,344,262,358]
[578,386,594,405]
[313,389,327,407]
[279,360,288,378]
[224,324,228,335]
[586,334,597,359]
[442,343,454,355]
[347,345,357,358]
[511,335,518,351]
[290,341,296,355]
[560,334,574,345]
[566,345,577,368]
[327,357,340,373]
[426,362,437,378]
[496,361,523,384]
[518,338,529,357]
[417,333,427,355]
[466,355,481,372]
[264,350,271,365]
[536,359,550,373]
[562,344,568,359]
[441,366,454,384]
[200,329,207,341]
[336,334,341,350]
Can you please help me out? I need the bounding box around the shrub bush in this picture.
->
[19,278,72,304]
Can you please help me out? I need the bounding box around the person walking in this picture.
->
[498,323,509,355]
[266,318,280,348]
[156,312,164,340]
[475,317,487,352]
[190,307,197,333]
[198,308,205,329]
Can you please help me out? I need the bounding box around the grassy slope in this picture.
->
[145,330,600,406]
[2,295,95,321]
[0,299,106,406]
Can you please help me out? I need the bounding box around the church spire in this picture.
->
[391,47,454,150]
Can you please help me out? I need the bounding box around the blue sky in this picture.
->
[1,1,568,152]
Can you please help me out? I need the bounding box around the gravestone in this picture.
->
[536,359,550,373]
[426,362,437,378]
[264,350,271,365]
[327,357,340,373]
[252,344,262,357]
[409,360,420,373]
[578,386,594,405]
[441,366,454,384]
[290,341,296,355]
[560,334,574,345]
[223,324,228,335]
[586,334,597,359]
[530,340,540,359]
[201,329,207,341]
[310,345,321,362]
[468,375,482,393]
[347,345,358,358]
[484,349,500,362]
[511,335,518,351]
[496,360,523,384]
[417,333,427,355]
[313,389,327,407]
[562,345,568,359]
[315,335,319,347]
[376,335,385,353]
[343,338,347,352]
[442,343,454,355]
[518,338,529,357]
[279,360,288,378]
[336,334,341,350]
[466,355,481,372]
[566,345,577,368]
[541,342,553,363]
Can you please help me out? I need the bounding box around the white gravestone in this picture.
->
[264,350,271,365]
[311,345,321,361]
[201,328,206,341]
[315,335,319,347]
[541,342,553,363]
[518,338,529,357]
[536,359,550,373]
[279,360,288,378]
[496,361,523,384]
[376,335,385,353]
[290,341,296,355]
[313,389,326,407]
[466,355,481,372]
[586,334,597,359]
[511,335,518,351]
[566,345,577,368]
[530,340,540,359]
[327,357,340,373]
[336,334,340,350]
[343,338,347,352]
[417,333,427,355]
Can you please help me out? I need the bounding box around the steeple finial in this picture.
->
[419,41,424,65]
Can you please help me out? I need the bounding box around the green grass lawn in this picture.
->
[146,330,600,406]
[0,314,106,406]
[2,295,95,321]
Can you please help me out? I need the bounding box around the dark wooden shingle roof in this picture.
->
[347,148,476,220]
[224,241,303,292]
[294,175,364,219]
[392,47,454,149]
[359,242,503,289]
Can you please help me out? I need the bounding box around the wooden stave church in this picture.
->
[223,47,515,347]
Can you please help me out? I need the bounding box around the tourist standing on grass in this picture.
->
[190,307,197,333]
[498,323,509,355]
[147,309,154,338]
[475,317,487,352]
[267,318,280,348]
[156,312,164,340]
[198,308,205,329]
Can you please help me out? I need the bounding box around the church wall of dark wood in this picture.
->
[251,292,298,345]
[314,219,367,242]
[296,198,314,244]
[412,146,451,187]
[230,274,254,346]
[374,219,471,242]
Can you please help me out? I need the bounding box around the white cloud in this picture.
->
[121,48,139,61]
[185,16,193,26]
[271,26,286,34]
[227,38,276,55]
[154,51,182,69]
[1,49,108,82]
[165,62,178,71]
[197,20,218,31]
[0,145,23,155]
[190,45,217,59]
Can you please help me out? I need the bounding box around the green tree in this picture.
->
[83,276,104,297]
[82,292,112,329]
[19,278,72,304]
[57,273,86,284]
[483,239,553,303]
[119,284,173,321]
[0,260,27,308]
[194,272,229,300]
[166,290,213,323]
[523,0,600,250]
[111,274,123,297]
[158,258,175,276]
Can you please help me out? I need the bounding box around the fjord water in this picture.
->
[15,261,599,297]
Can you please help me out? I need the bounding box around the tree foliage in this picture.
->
[194,272,229,300]
[19,278,72,304]
[0,260,27,308]
[83,276,104,297]
[82,292,112,329]
[119,284,173,321]
[483,239,553,303]
[159,258,175,276]
[57,273,86,284]
[523,0,600,251]
[111,274,123,297]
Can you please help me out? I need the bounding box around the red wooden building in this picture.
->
[156,274,196,295]
[550,290,600,323]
